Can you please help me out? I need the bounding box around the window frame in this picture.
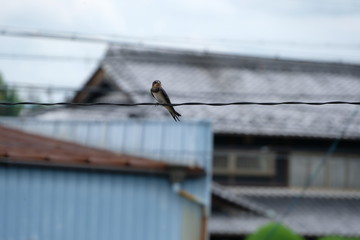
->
[213,149,276,177]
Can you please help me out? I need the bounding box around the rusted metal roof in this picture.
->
[0,125,204,175]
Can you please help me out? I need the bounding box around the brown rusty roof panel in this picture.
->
[0,125,204,175]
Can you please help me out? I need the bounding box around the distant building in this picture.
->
[26,44,360,239]
[210,183,360,239]
[36,44,360,189]
[0,120,212,240]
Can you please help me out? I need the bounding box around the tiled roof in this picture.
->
[37,44,360,139]
[210,184,360,237]
[212,183,277,218]
[0,125,204,175]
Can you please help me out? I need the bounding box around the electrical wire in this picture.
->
[1,26,359,65]
[0,101,360,106]
[2,84,360,99]
[1,27,359,51]
[0,53,100,62]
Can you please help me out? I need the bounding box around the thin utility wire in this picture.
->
[2,85,360,99]
[1,27,359,50]
[0,53,100,62]
[0,101,360,106]
[261,106,360,240]
[1,49,359,63]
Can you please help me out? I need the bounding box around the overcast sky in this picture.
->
[0,0,359,100]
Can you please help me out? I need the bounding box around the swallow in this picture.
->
[150,80,181,122]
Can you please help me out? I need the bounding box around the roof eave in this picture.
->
[0,157,205,178]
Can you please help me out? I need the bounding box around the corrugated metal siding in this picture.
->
[182,200,202,240]
[0,165,205,240]
[0,118,212,169]
[0,118,212,203]
[0,118,212,240]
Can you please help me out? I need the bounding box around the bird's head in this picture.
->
[152,80,161,88]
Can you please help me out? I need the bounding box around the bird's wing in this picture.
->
[150,89,155,99]
[160,88,172,104]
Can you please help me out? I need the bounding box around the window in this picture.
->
[213,149,275,176]
[214,153,228,169]
[236,155,260,169]
[290,153,360,189]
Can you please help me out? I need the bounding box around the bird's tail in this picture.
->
[171,109,181,122]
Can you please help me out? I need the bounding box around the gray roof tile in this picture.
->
[38,44,360,139]
[211,184,360,237]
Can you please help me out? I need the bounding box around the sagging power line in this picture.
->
[1,101,360,107]
[3,84,360,99]
[0,53,100,62]
[1,26,359,51]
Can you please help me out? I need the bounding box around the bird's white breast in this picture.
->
[153,91,167,104]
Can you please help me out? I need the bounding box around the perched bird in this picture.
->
[150,80,181,122]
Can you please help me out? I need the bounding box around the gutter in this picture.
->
[169,167,208,240]
[176,186,208,240]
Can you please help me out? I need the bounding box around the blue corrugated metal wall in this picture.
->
[0,166,201,240]
[0,119,212,240]
[0,119,211,169]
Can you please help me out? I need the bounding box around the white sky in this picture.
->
[0,0,359,97]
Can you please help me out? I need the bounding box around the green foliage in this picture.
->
[245,223,360,240]
[0,73,22,116]
[245,222,305,240]
[318,237,360,240]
